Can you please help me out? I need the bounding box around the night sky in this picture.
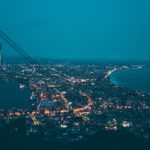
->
[0,0,150,60]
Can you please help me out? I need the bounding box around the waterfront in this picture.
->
[0,81,31,109]
[110,68,150,94]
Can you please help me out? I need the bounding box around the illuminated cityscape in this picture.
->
[0,59,150,149]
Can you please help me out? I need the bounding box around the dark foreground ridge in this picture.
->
[0,118,149,150]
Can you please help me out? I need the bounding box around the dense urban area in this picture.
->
[0,61,150,149]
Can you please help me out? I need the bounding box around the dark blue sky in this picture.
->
[0,0,150,60]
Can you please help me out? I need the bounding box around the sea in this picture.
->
[110,68,150,94]
[0,81,31,109]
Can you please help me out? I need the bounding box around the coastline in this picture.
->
[109,67,150,94]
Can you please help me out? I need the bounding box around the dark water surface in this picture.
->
[0,81,31,109]
[110,68,150,93]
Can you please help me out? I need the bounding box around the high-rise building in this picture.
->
[0,43,2,66]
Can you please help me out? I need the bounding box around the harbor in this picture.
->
[0,81,31,109]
